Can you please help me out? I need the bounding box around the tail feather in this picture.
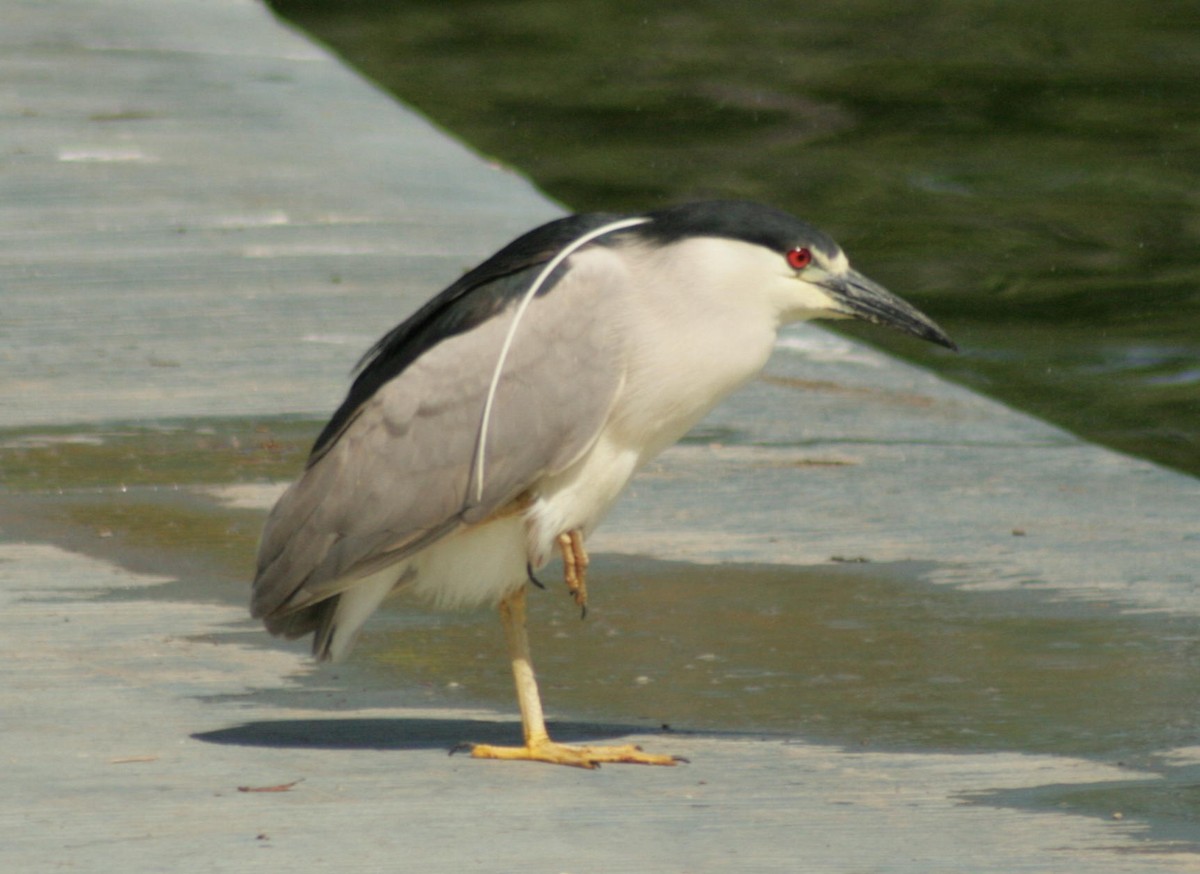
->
[263,598,339,650]
[301,565,408,662]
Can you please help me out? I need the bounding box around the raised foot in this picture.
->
[462,738,683,769]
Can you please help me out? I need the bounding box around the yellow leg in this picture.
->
[558,529,589,616]
[468,587,680,769]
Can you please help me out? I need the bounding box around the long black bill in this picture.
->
[821,269,957,351]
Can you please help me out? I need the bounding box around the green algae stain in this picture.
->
[0,417,321,589]
[0,417,317,493]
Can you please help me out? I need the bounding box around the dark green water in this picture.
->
[268,0,1200,477]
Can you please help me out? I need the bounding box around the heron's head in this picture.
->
[634,201,957,351]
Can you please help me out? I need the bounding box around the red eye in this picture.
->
[786,247,812,270]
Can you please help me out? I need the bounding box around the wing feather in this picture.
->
[252,247,628,622]
[308,212,623,461]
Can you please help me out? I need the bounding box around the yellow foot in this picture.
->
[557,530,589,617]
[461,738,683,769]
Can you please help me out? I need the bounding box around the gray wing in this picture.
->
[251,255,627,625]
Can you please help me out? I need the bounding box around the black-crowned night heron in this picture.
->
[252,200,955,768]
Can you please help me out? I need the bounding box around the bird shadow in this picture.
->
[192,717,669,752]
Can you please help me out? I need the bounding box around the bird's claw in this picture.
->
[558,530,589,618]
[466,737,681,768]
